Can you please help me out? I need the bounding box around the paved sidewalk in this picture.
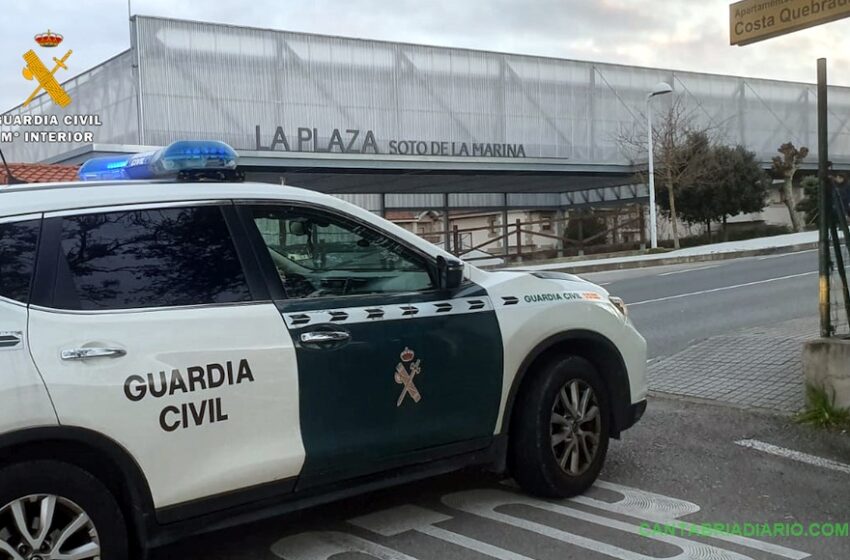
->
[648,316,819,412]
[505,231,819,273]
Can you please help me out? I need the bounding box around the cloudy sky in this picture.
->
[3,0,850,113]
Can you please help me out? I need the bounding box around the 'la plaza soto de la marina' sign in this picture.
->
[730,0,850,45]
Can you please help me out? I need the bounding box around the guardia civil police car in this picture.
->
[0,141,647,559]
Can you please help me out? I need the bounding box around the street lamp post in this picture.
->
[646,82,673,249]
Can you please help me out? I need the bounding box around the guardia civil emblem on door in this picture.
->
[394,347,422,406]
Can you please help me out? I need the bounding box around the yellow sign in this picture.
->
[21,48,73,107]
[730,0,850,46]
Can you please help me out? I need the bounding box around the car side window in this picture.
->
[0,219,40,304]
[52,206,252,311]
[247,206,435,299]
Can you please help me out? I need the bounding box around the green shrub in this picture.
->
[795,383,850,430]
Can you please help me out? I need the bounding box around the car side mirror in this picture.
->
[437,256,464,291]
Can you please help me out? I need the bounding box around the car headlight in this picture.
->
[609,296,628,317]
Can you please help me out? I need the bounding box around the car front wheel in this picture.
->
[510,355,610,498]
[0,460,129,560]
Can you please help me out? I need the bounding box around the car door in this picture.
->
[237,203,504,487]
[0,215,58,431]
[27,202,305,512]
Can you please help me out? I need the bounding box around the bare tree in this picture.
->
[771,142,809,232]
[617,98,720,249]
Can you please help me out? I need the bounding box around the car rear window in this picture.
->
[0,219,41,304]
[52,206,252,311]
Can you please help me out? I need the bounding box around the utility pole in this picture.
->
[646,82,673,249]
[817,58,832,338]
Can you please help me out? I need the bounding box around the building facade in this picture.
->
[2,15,847,249]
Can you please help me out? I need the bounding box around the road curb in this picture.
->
[503,242,819,274]
[647,391,798,417]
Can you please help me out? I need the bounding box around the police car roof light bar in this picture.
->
[77,155,131,181]
[78,140,239,182]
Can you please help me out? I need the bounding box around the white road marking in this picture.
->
[629,271,817,306]
[352,505,538,560]
[498,478,701,520]
[757,250,816,261]
[271,481,809,560]
[736,439,850,475]
[443,489,752,560]
[576,480,700,520]
[271,531,417,560]
[582,482,807,559]
[444,488,807,560]
[418,524,535,560]
[658,265,720,277]
[350,504,451,536]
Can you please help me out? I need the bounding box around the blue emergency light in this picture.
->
[77,155,131,181]
[78,140,239,182]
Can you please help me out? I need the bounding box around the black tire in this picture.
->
[0,460,129,559]
[510,355,610,498]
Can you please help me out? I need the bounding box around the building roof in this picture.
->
[0,163,79,185]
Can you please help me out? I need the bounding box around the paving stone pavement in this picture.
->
[648,316,820,412]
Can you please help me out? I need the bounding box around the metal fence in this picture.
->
[417,206,646,264]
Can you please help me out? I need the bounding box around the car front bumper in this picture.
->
[621,399,648,432]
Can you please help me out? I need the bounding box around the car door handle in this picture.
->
[61,347,127,361]
[0,332,22,349]
[300,331,350,344]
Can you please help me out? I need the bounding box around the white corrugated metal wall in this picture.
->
[3,15,849,171]
[133,16,850,165]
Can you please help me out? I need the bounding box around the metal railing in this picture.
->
[424,207,647,264]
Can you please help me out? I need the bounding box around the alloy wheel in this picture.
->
[0,494,100,560]
[550,379,602,476]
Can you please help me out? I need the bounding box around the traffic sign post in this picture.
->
[817,59,832,338]
[730,3,849,338]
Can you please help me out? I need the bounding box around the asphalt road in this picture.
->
[581,250,820,359]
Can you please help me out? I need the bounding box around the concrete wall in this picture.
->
[803,339,850,410]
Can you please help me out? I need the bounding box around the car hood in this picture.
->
[504,269,590,284]
[472,267,607,295]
